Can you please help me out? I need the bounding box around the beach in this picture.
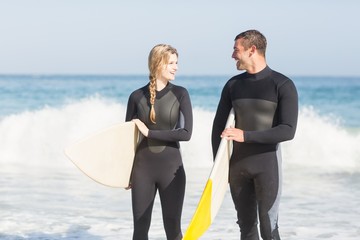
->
[0,75,359,239]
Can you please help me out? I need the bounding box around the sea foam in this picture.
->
[0,97,359,173]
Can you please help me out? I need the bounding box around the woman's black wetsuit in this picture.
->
[126,82,193,240]
[212,66,298,240]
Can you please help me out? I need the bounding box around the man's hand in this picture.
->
[221,126,244,142]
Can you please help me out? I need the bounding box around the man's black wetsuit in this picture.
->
[212,66,298,240]
[126,82,193,240]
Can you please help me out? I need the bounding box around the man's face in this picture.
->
[232,38,251,71]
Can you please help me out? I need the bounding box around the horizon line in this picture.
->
[1,73,360,79]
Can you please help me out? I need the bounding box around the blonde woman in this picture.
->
[125,44,193,240]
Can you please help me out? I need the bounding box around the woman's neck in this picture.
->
[156,78,168,91]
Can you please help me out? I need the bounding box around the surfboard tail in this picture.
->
[183,109,235,239]
[183,180,212,240]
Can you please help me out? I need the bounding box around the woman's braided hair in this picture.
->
[148,44,178,124]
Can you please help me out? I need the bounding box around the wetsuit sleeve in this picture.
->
[125,92,137,121]
[244,80,298,143]
[211,81,232,159]
[148,89,193,142]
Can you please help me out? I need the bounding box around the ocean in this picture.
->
[0,74,359,239]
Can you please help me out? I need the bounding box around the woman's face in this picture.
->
[159,53,178,81]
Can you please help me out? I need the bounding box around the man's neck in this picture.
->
[246,55,267,74]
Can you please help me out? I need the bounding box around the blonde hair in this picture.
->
[148,44,178,124]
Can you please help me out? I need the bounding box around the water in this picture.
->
[0,74,359,239]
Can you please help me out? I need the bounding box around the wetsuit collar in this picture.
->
[245,65,272,81]
[155,82,172,98]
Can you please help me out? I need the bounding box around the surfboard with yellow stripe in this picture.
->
[183,109,235,239]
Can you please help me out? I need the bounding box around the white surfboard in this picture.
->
[183,109,235,240]
[64,121,138,188]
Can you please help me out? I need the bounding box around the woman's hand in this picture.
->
[221,126,244,142]
[132,119,149,137]
[125,183,132,190]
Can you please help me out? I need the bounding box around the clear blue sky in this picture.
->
[1,0,359,77]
